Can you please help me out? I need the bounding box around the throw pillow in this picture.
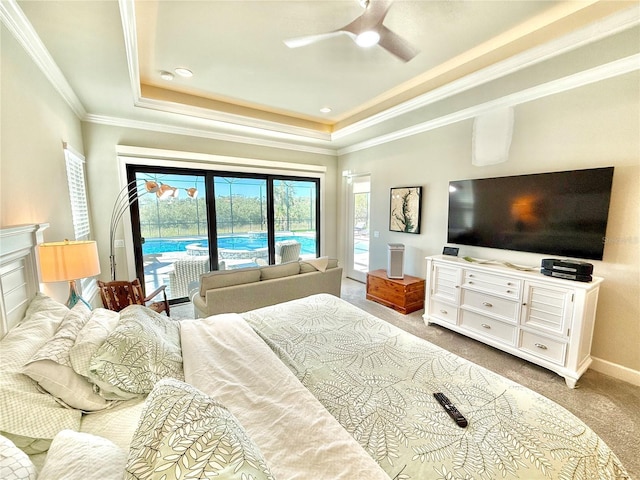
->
[126,378,274,480]
[89,305,183,400]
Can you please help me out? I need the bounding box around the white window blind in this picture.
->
[64,144,90,240]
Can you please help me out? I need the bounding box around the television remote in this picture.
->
[434,393,468,428]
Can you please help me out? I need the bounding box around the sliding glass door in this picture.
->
[214,176,269,269]
[127,166,320,302]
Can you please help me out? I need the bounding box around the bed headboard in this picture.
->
[0,224,49,337]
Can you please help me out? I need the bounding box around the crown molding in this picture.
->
[116,145,327,173]
[84,114,337,157]
[118,0,141,101]
[333,5,640,141]
[0,0,87,118]
[134,96,333,143]
[338,54,640,156]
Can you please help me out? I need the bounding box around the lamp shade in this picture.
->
[39,240,100,282]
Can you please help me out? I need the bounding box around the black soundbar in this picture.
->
[541,258,594,276]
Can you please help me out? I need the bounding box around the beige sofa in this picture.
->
[191,258,342,318]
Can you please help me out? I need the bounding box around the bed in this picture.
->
[0,225,630,480]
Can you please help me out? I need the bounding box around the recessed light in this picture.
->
[160,71,174,81]
[320,107,332,113]
[174,67,193,78]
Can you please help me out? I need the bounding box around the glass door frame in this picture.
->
[346,173,370,283]
[126,165,321,301]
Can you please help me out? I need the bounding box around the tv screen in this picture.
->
[447,167,614,260]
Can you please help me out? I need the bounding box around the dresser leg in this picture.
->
[564,376,578,389]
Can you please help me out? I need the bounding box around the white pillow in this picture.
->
[38,430,127,480]
[22,303,110,411]
[0,294,81,454]
[69,308,120,378]
[0,434,36,480]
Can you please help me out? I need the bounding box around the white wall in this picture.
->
[338,71,640,378]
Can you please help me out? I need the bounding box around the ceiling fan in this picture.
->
[283,0,419,62]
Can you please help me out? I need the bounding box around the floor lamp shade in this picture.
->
[39,240,100,308]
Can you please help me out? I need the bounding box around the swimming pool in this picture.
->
[143,234,319,256]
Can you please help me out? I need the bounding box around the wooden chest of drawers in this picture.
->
[366,269,425,314]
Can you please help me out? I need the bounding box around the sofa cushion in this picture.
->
[199,268,261,297]
[300,257,338,274]
[260,261,300,280]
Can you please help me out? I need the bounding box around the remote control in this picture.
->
[434,392,468,428]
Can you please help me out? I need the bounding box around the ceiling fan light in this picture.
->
[355,30,380,48]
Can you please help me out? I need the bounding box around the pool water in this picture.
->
[143,235,319,256]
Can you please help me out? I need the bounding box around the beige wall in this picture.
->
[338,71,640,375]
[1,25,85,301]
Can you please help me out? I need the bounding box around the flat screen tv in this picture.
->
[447,167,614,260]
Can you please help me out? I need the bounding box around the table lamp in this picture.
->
[39,240,101,308]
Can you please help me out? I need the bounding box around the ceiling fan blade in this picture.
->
[343,0,393,35]
[378,25,419,62]
[284,31,348,49]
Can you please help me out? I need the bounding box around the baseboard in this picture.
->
[590,356,640,387]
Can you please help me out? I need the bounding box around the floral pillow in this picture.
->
[89,305,183,400]
[125,379,275,480]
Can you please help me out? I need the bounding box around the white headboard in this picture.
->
[0,224,49,337]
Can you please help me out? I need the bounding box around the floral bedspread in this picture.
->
[242,294,629,480]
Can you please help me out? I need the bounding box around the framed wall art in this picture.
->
[389,186,422,234]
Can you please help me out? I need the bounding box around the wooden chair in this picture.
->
[97,279,170,316]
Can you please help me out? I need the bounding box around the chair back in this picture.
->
[97,279,146,312]
[276,241,301,264]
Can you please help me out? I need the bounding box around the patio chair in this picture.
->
[97,279,170,316]
[275,240,301,264]
[168,255,211,299]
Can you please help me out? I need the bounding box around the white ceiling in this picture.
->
[6,0,639,152]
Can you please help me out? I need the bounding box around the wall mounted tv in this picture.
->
[447,167,614,260]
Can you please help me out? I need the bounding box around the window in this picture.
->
[64,143,96,296]
[64,143,90,240]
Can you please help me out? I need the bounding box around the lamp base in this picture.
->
[66,280,91,310]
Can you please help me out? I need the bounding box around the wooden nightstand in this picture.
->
[366,269,425,314]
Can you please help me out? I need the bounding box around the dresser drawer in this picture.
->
[463,270,520,299]
[429,299,458,325]
[519,330,566,366]
[461,289,518,322]
[460,310,517,345]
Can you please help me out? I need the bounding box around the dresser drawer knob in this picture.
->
[481,323,491,329]
[468,281,474,285]
[506,290,513,294]
[534,343,548,350]
[482,302,493,307]
[440,309,448,315]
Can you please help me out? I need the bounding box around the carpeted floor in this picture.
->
[171,278,639,478]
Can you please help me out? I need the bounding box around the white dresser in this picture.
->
[424,255,603,388]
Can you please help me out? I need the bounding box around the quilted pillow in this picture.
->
[125,379,275,480]
[38,430,127,480]
[22,303,111,411]
[69,308,120,378]
[89,305,183,400]
[0,434,36,480]
[0,294,81,454]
